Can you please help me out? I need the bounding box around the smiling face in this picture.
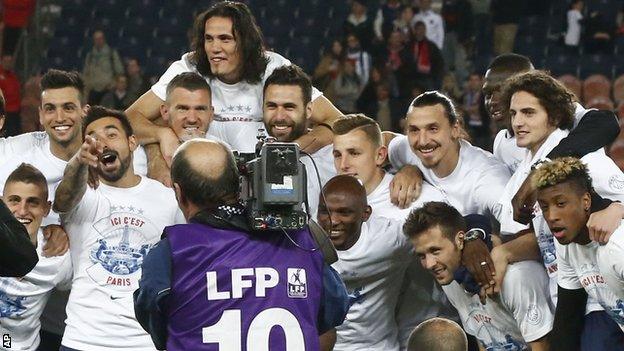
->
[85,117,137,183]
[406,104,460,175]
[39,87,85,148]
[333,129,386,194]
[3,181,50,243]
[317,189,371,251]
[163,87,213,142]
[537,182,590,245]
[482,68,511,129]
[510,91,556,155]
[263,84,310,142]
[412,225,463,285]
[204,16,242,84]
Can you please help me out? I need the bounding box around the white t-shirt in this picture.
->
[303,144,336,220]
[557,238,624,330]
[492,103,588,174]
[597,222,624,298]
[411,10,445,49]
[152,51,323,153]
[0,132,148,226]
[443,261,554,350]
[331,216,413,351]
[365,172,454,350]
[0,230,72,350]
[565,9,583,46]
[60,177,184,351]
[499,128,624,312]
[388,136,511,222]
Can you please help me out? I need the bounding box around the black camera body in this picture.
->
[236,141,308,230]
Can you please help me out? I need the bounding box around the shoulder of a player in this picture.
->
[462,142,510,177]
[264,51,291,73]
[366,215,406,244]
[502,261,547,292]
[141,177,177,197]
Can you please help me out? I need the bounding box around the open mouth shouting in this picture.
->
[99,149,119,172]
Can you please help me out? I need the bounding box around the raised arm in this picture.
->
[295,95,342,154]
[548,109,619,159]
[53,136,101,214]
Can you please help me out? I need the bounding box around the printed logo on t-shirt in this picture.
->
[608,175,624,191]
[86,206,157,293]
[0,289,26,318]
[526,304,542,325]
[465,303,527,351]
[287,268,307,298]
[578,263,624,328]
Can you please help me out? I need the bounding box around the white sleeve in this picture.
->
[582,151,624,202]
[151,53,196,100]
[474,165,511,222]
[502,263,554,342]
[555,242,582,290]
[132,146,148,176]
[0,133,37,162]
[388,135,422,171]
[597,227,624,296]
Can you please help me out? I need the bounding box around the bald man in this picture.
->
[407,318,467,351]
[135,139,350,351]
[318,175,413,351]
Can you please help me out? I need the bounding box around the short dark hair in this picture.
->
[333,114,382,148]
[403,202,466,241]
[83,106,133,138]
[410,91,458,124]
[487,53,533,73]
[532,157,593,195]
[263,65,312,105]
[166,72,212,99]
[171,142,240,207]
[5,163,49,200]
[40,69,85,101]
[501,70,575,131]
[191,1,269,83]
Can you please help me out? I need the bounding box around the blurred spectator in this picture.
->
[1,0,35,55]
[462,72,490,149]
[345,33,372,88]
[363,83,404,132]
[0,54,20,136]
[100,75,132,110]
[394,6,416,39]
[82,30,124,105]
[344,0,375,51]
[469,0,491,54]
[584,11,615,54]
[357,65,399,113]
[374,0,404,42]
[491,0,523,55]
[411,0,445,50]
[313,40,345,92]
[381,31,410,80]
[564,1,584,54]
[616,6,624,35]
[407,21,444,91]
[440,72,462,103]
[125,58,149,104]
[330,60,362,114]
[442,0,474,85]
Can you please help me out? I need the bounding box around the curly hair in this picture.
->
[500,70,575,132]
[532,157,593,194]
[190,1,269,84]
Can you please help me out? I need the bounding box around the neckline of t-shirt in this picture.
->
[211,77,243,90]
[368,172,392,201]
[43,138,71,170]
[429,141,465,182]
[97,175,145,194]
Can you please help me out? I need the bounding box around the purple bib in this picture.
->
[165,222,323,351]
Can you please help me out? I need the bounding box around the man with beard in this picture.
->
[318,175,412,350]
[54,106,184,351]
[533,157,624,350]
[262,65,336,218]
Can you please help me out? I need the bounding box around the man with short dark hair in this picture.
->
[262,65,336,218]
[54,106,183,350]
[0,163,72,350]
[126,1,342,185]
[405,202,553,351]
[407,317,467,351]
[134,139,349,350]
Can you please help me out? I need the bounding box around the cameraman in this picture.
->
[134,139,350,350]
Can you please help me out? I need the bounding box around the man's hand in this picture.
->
[462,240,496,299]
[42,225,69,257]
[390,165,423,209]
[587,202,624,244]
[145,143,172,187]
[296,124,333,154]
[156,127,181,167]
[488,245,510,296]
[512,174,537,225]
[79,135,103,167]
